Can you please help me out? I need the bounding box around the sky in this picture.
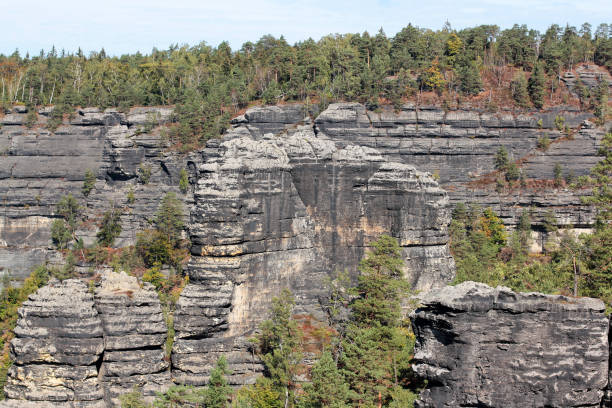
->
[2,0,611,56]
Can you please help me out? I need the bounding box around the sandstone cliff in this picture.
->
[4,271,169,406]
[411,281,610,408]
[0,106,198,286]
[172,125,453,385]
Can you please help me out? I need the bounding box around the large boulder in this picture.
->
[411,282,610,408]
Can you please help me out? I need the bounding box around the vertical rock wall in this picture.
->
[172,127,455,385]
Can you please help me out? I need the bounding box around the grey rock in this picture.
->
[5,279,105,405]
[411,282,610,408]
[172,125,455,384]
[94,271,170,404]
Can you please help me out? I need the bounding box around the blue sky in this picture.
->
[2,0,610,56]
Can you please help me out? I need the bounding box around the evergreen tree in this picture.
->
[494,146,509,171]
[256,289,303,408]
[457,59,482,95]
[82,169,96,197]
[528,63,546,109]
[300,351,350,408]
[155,192,184,244]
[96,207,122,247]
[339,235,415,406]
[204,356,232,408]
[510,71,529,108]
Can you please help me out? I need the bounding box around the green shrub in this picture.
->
[138,164,151,184]
[179,169,189,194]
[136,230,172,267]
[82,169,96,197]
[537,136,551,150]
[127,187,135,204]
[554,115,565,131]
[97,208,122,247]
[51,219,72,249]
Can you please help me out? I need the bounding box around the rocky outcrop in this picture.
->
[94,271,170,404]
[172,125,454,385]
[4,272,171,406]
[561,63,612,93]
[0,106,198,287]
[411,282,610,408]
[4,279,105,407]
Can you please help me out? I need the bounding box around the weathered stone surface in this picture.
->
[311,102,608,252]
[0,106,199,288]
[411,282,610,408]
[172,125,454,385]
[5,279,105,405]
[94,271,170,404]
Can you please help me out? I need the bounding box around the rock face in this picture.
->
[4,272,170,406]
[314,103,605,232]
[94,271,170,404]
[172,125,454,385]
[0,106,199,287]
[5,279,105,407]
[411,282,610,408]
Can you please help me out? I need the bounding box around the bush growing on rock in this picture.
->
[96,207,122,247]
[82,169,96,197]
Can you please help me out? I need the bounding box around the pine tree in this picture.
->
[96,207,122,247]
[339,235,415,406]
[204,356,232,408]
[494,147,509,171]
[510,71,529,108]
[155,192,184,244]
[82,169,96,197]
[457,59,482,95]
[300,351,350,408]
[528,63,546,109]
[257,289,303,408]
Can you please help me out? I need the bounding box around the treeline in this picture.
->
[1,23,611,148]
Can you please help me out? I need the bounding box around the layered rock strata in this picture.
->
[314,103,605,230]
[172,126,454,385]
[4,272,170,406]
[411,282,610,408]
[94,271,170,404]
[4,279,105,406]
[0,106,198,286]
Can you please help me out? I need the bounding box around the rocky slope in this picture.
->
[4,271,170,406]
[411,282,610,408]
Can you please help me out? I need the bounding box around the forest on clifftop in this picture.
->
[1,22,611,151]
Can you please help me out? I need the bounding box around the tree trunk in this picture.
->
[573,256,578,297]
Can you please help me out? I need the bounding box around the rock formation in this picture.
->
[4,279,105,406]
[172,125,454,385]
[1,102,607,286]
[3,271,170,406]
[411,281,610,408]
[94,271,170,404]
[314,102,604,232]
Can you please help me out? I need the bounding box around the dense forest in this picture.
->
[1,22,611,150]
